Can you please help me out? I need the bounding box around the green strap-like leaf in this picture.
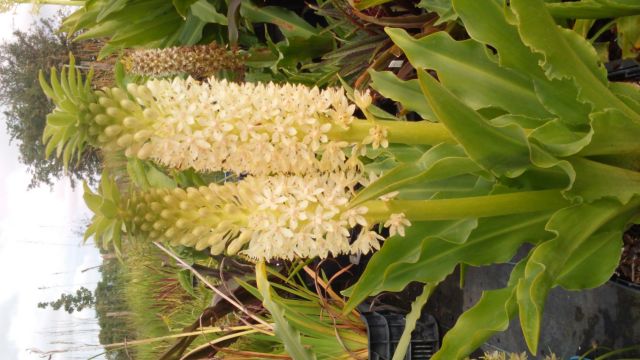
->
[350,143,481,206]
[568,157,640,204]
[453,0,593,127]
[392,283,436,360]
[97,0,128,22]
[546,0,640,19]
[453,0,542,74]
[511,0,638,119]
[517,198,640,353]
[240,0,319,40]
[528,119,593,157]
[369,70,436,121]
[191,0,228,25]
[344,211,553,312]
[256,262,316,360]
[387,28,550,119]
[418,0,458,25]
[83,182,103,214]
[433,258,527,360]
[609,82,640,113]
[579,109,640,156]
[417,69,532,177]
[173,0,198,18]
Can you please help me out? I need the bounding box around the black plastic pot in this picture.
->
[606,59,640,81]
[360,311,439,360]
[609,274,640,293]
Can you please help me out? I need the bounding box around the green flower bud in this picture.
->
[94,114,111,126]
[106,107,126,119]
[116,134,133,147]
[89,103,103,114]
[120,99,139,112]
[98,97,116,108]
[133,130,152,142]
[104,125,123,137]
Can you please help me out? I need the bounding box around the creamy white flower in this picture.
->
[384,213,411,237]
[363,124,389,149]
[354,89,372,110]
[124,77,360,176]
[127,172,396,260]
[351,229,384,255]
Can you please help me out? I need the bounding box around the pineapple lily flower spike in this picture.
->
[85,171,570,261]
[40,54,453,176]
[123,42,245,78]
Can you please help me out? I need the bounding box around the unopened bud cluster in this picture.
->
[125,42,244,78]
[125,172,390,260]
[82,86,155,157]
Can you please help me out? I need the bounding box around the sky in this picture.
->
[0,5,105,360]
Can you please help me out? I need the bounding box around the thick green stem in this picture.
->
[329,119,455,146]
[363,189,569,222]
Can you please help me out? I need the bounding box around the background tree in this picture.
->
[38,286,96,313]
[94,251,135,360]
[0,13,101,188]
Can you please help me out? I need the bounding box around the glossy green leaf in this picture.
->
[453,0,606,126]
[177,269,198,297]
[529,119,593,157]
[99,199,118,220]
[351,143,481,206]
[345,211,554,312]
[579,109,640,156]
[387,28,550,119]
[240,0,319,40]
[191,0,228,25]
[173,0,198,18]
[517,198,640,353]
[453,0,542,75]
[609,82,640,113]
[97,0,127,22]
[417,69,532,177]
[532,78,593,127]
[616,15,640,59]
[145,164,177,189]
[392,283,436,360]
[568,157,640,203]
[369,70,436,121]
[83,182,103,214]
[256,262,316,360]
[177,12,206,45]
[546,0,640,19]
[511,0,637,119]
[46,113,75,127]
[433,259,527,360]
[418,0,458,24]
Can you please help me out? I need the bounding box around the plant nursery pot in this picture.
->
[606,59,640,81]
[360,310,440,360]
[609,274,640,294]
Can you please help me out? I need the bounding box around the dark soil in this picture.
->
[617,224,640,285]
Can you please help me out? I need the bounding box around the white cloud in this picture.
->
[0,168,103,359]
[1,6,104,359]
[0,4,111,359]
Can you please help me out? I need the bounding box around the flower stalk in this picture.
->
[362,190,570,223]
[329,119,454,146]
